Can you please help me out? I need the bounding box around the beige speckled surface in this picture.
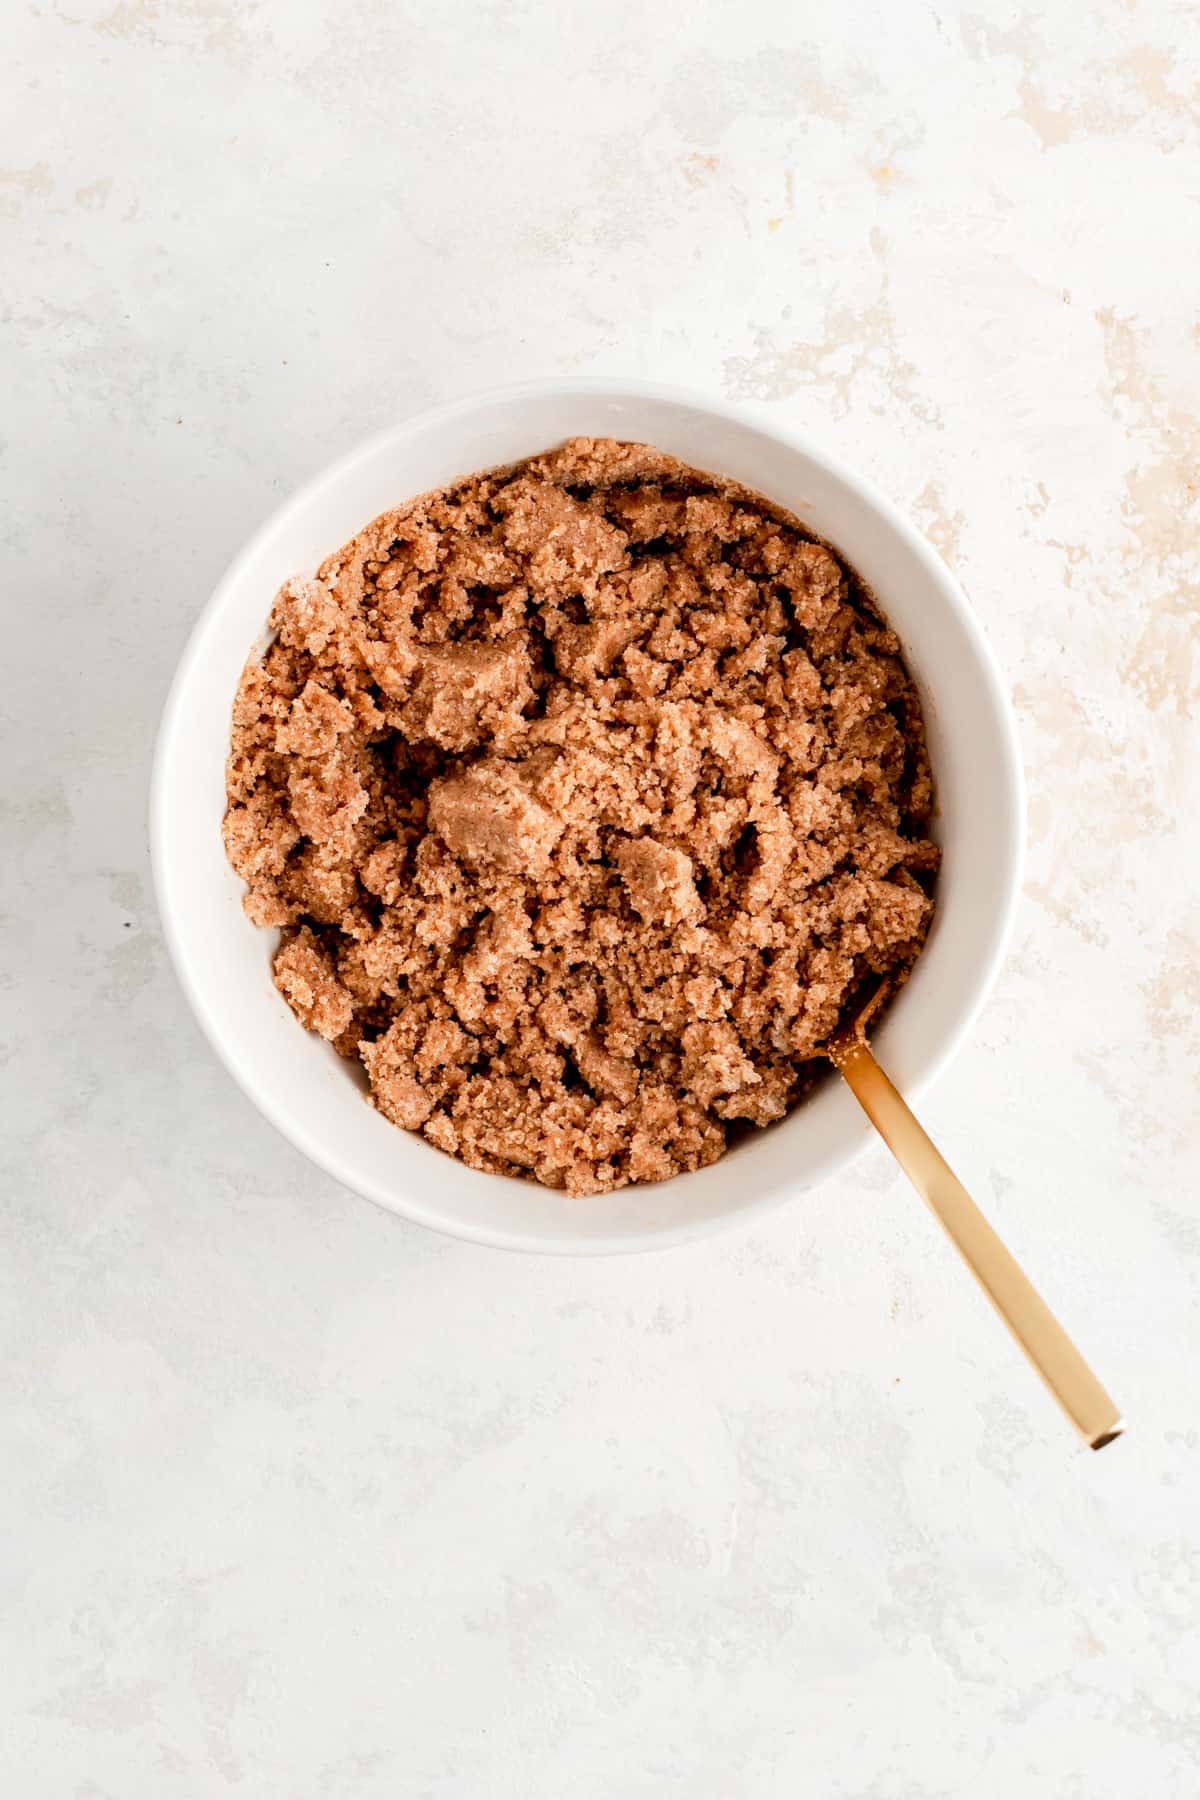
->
[3,1,1199,1794]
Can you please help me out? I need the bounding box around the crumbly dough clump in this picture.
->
[224,438,938,1194]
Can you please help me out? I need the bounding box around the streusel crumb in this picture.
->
[224,439,938,1194]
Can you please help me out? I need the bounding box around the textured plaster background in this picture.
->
[3,0,1199,1793]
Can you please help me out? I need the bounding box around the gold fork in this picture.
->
[826,990,1124,1450]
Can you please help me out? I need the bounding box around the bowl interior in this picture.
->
[152,382,1022,1253]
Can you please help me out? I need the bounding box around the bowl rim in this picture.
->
[150,375,1026,1255]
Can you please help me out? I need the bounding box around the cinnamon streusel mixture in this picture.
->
[224,438,938,1194]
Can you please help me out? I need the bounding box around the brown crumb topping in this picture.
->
[224,438,938,1195]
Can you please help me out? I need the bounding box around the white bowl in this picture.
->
[151,379,1023,1255]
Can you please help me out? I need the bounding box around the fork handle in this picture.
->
[833,1038,1124,1449]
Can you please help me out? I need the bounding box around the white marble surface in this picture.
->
[4,1,1199,1792]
